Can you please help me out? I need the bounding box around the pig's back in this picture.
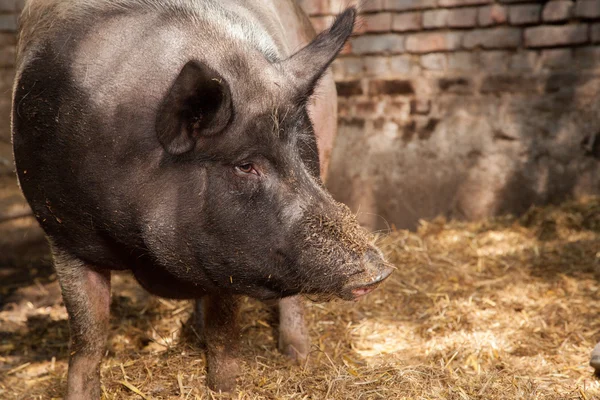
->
[17,0,313,64]
[15,0,315,141]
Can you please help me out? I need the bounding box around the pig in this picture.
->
[12,0,393,397]
[591,344,600,373]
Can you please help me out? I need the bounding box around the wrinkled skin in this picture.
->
[12,1,393,396]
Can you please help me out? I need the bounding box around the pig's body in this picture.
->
[15,0,337,296]
[13,0,391,397]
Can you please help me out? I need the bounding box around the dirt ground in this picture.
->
[1,167,600,399]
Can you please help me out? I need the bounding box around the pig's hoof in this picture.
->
[207,377,237,393]
[207,358,239,393]
[591,342,600,373]
[278,331,309,362]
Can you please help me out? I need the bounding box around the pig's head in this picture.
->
[152,8,393,301]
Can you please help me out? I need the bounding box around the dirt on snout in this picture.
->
[1,171,600,399]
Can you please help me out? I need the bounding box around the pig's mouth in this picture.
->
[350,282,383,299]
[339,264,395,301]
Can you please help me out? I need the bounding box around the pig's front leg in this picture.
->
[52,246,111,400]
[202,295,241,392]
[277,296,310,361]
[590,342,600,373]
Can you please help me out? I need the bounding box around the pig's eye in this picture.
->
[235,163,258,175]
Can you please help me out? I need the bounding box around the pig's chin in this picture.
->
[302,285,380,303]
[301,286,379,303]
[240,285,301,301]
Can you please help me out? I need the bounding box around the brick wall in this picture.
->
[0,0,19,173]
[301,0,600,230]
[0,0,18,145]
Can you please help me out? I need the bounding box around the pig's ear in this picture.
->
[279,7,356,99]
[156,60,233,155]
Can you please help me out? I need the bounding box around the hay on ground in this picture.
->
[1,197,600,399]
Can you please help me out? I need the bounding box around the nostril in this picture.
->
[340,250,395,301]
[361,249,393,283]
[345,262,394,301]
[363,248,385,264]
[375,263,395,283]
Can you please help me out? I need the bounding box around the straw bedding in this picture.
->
[1,197,599,399]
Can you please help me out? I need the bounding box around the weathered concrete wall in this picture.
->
[300,0,600,230]
[1,1,599,230]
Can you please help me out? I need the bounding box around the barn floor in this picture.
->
[1,169,600,399]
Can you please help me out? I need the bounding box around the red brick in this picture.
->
[0,45,14,67]
[357,99,382,118]
[438,0,491,6]
[574,46,600,68]
[542,1,574,22]
[420,53,447,70]
[480,75,539,93]
[575,0,600,19]
[384,0,437,11]
[592,23,600,43]
[392,12,422,32]
[390,55,414,73]
[369,79,414,95]
[360,0,384,12]
[0,1,16,12]
[448,52,480,70]
[364,56,391,76]
[337,98,351,119]
[540,49,572,69]
[335,57,365,78]
[423,9,448,29]
[480,50,511,71]
[410,99,431,115]
[463,27,522,49]
[508,4,542,25]
[448,7,478,28]
[350,34,405,54]
[0,15,17,32]
[478,5,508,26]
[406,121,433,141]
[510,51,538,71]
[524,25,589,48]
[438,77,473,94]
[386,98,409,115]
[338,118,366,128]
[498,0,537,3]
[0,32,16,47]
[340,41,354,55]
[544,72,582,93]
[360,12,393,32]
[405,32,462,53]
[336,80,364,97]
[0,69,14,86]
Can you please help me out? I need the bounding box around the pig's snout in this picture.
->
[341,249,394,301]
